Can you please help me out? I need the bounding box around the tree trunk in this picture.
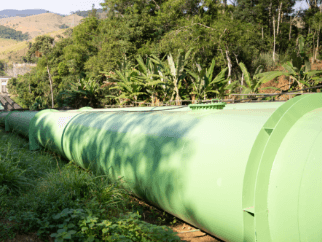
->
[170,90,175,105]
[191,94,196,104]
[262,26,264,39]
[223,0,227,13]
[225,46,232,85]
[269,2,272,35]
[273,16,276,62]
[171,79,181,105]
[281,11,283,24]
[175,81,180,105]
[29,76,31,93]
[277,2,282,35]
[289,16,292,41]
[47,65,54,108]
[313,31,316,63]
[316,7,321,61]
[151,92,154,106]
[317,30,320,61]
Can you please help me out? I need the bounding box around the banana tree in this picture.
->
[187,59,229,100]
[106,67,145,106]
[166,49,193,105]
[238,63,266,94]
[134,55,164,106]
[57,78,102,108]
[149,54,175,104]
[255,61,322,92]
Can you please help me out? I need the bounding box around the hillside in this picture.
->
[0,28,73,63]
[0,13,84,64]
[0,9,62,18]
[0,13,83,39]
[0,38,18,53]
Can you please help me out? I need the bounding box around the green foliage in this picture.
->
[57,78,103,108]
[0,128,180,242]
[27,35,54,59]
[102,57,145,105]
[166,49,193,104]
[59,24,69,29]
[72,9,106,18]
[133,55,164,105]
[0,25,29,41]
[0,155,31,194]
[10,0,320,109]
[239,62,265,94]
[0,60,6,76]
[49,209,180,242]
[255,61,322,90]
[188,59,229,100]
[30,96,49,110]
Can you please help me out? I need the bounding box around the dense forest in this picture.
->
[0,25,29,41]
[7,0,322,109]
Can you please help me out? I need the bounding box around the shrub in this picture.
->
[59,24,69,29]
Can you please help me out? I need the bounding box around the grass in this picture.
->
[0,127,181,242]
[0,40,28,55]
[0,38,19,52]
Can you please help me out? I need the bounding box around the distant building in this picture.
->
[0,76,13,94]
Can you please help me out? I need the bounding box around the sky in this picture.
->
[0,0,310,16]
[0,0,106,15]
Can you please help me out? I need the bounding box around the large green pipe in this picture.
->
[58,102,285,242]
[0,111,10,126]
[4,96,322,241]
[28,101,287,240]
[5,111,38,137]
[29,109,92,157]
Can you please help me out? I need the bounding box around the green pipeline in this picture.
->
[2,96,322,241]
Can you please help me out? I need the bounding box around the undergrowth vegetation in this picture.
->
[0,128,180,242]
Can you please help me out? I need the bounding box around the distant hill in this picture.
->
[0,9,63,18]
[0,13,84,39]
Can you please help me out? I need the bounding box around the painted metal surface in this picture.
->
[29,110,87,157]
[242,94,322,241]
[0,111,10,126]
[2,96,322,241]
[5,111,38,137]
[58,102,284,241]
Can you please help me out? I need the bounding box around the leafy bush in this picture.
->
[252,52,280,72]
[48,209,180,242]
[59,24,69,29]
[0,144,32,194]
[0,125,180,242]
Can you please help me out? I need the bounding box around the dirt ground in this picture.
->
[171,223,222,242]
[259,59,322,101]
[4,228,221,242]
